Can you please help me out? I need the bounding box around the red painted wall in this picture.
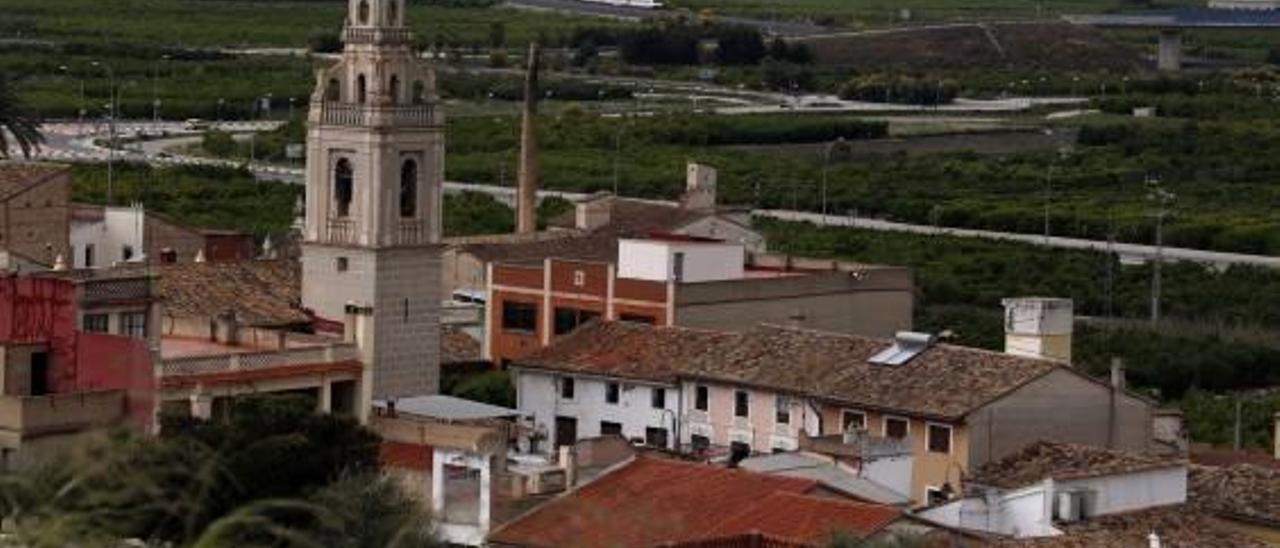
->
[75,333,154,429]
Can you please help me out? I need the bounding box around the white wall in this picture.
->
[860,454,914,500]
[515,368,679,450]
[617,239,744,283]
[1058,466,1186,516]
[70,206,146,269]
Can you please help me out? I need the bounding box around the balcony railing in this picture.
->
[81,277,151,305]
[0,391,125,435]
[398,219,429,245]
[344,27,413,46]
[162,343,360,378]
[326,218,359,245]
[317,102,439,129]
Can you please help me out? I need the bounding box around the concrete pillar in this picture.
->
[190,392,213,420]
[478,455,492,534]
[318,379,333,413]
[1158,29,1183,72]
[431,448,446,518]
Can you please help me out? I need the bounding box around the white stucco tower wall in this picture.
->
[301,0,444,399]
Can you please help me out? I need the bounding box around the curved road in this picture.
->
[16,120,1278,270]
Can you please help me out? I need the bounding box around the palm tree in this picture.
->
[0,72,45,159]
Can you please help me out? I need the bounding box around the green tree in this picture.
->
[201,129,237,158]
[489,22,507,50]
[0,72,44,159]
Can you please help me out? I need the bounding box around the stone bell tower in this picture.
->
[301,0,443,400]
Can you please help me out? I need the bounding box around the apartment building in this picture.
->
[486,235,913,364]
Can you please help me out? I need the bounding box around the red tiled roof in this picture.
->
[1189,464,1280,527]
[515,321,738,384]
[705,491,901,544]
[489,457,831,548]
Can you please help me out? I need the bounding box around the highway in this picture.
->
[13,119,1278,270]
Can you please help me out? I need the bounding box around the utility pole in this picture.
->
[1147,175,1174,326]
[1234,396,1243,451]
[821,137,845,226]
[612,127,623,196]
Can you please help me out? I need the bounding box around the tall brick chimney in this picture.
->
[516,42,541,234]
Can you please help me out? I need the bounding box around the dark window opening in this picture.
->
[389,75,400,105]
[600,421,622,437]
[83,313,109,334]
[886,417,909,440]
[83,244,95,268]
[160,249,177,264]
[672,252,685,282]
[605,382,619,404]
[336,257,349,272]
[645,427,669,449]
[326,78,341,101]
[356,74,367,104]
[842,410,866,432]
[619,313,655,325]
[651,388,666,409]
[122,245,134,261]
[555,307,599,336]
[501,301,537,333]
[400,159,417,218]
[29,352,49,396]
[734,390,749,418]
[387,0,399,24]
[927,487,950,507]
[928,424,952,454]
[559,377,575,400]
[695,385,709,411]
[775,396,790,425]
[691,434,710,453]
[357,0,370,24]
[334,158,354,217]
[412,80,426,104]
[555,416,577,447]
[123,312,147,338]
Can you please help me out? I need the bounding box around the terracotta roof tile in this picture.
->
[970,441,1186,489]
[114,259,308,326]
[990,505,1266,547]
[686,325,1058,420]
[489,456,877,548]
[1189,464,1280,527]
[516,321,738,384]
[442,327,482,364]
[705,491,901,543]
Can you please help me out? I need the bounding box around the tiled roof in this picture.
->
[515,321,738,384]
[114,259,308,326]
[1189,464,1280,527]
[489,456,903,548]
[1190,449,1280,471]
[460,231,618,264]
[442,327,482,364]
[0,162,67,199]
[705,491,901,543]
[970,441,1185,489]
[546,197,710,234]
[991,505,1267,547]
[686,325,1058,420]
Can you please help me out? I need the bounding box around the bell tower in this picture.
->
[301,0,443,400]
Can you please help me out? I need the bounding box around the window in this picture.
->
[399,159,417,218]
[730,441,751,459]
[357,0,370,24]
[83,313,109,334]
[83,244,95,268]
[356,74,367,103]
[555,416,577,447]
[412,80,426,104]
[122,312,147,338]
[600,421,622,437]
[691,434,710,452]
[645,427,669,448]
[160,249,177,264]
[326,78,341,101]
[651,388,666,409]
[605,382,619,404]
[29,352,49,396]
[336,257,349,272]
[389,74,400,105]
[554,307,599,336]
[387,0,399,24]
[334,158,354,217]
[926,486,950,506]
[672,252,685,282]
[122,245,134,262]
[734,390,749,418]
[885,417,910,440]
[842,410,866,432]
[501,301,537,333]
[619,313,655,325]
[927,423,952,454]
[559,377,575,400]
[694,385,709,411]
[775,396,790,425]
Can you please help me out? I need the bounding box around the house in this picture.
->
[920,441,1187,538]
[486,455,958,548]
[442,162,765,299]
[486,235,913,364]
[70,203,256,268]
[0,272,156,470]
[0,162,72,268]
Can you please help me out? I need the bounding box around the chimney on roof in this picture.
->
[680,162,717,211]
[1002,297,1073,364]
[515,42,542,235]
[574,194,613,231]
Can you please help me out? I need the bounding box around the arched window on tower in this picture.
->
[356,74,367,104]
[357,0,370,24]
[412,80,426,105]
[389,75,400,105]
[326,78,341,101]
[387,0,399,25]
[334,159,354,218]
[400,159,418,218]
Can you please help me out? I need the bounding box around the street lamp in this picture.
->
[820,137,847,225]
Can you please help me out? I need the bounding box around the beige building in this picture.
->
[0,162,72,268]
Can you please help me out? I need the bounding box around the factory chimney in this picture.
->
[516,42,542,234]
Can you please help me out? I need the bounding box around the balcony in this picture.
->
[343,27,413,46]
[317,102,439,129]
[161,343,360,378]
[398,219,430,246]
[326,218,359,245]
[0,391,125,437]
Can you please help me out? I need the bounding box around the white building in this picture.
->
[616,237,744,283]
[70,204,147,268]
[919,441,1187,538]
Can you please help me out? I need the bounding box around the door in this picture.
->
[555,416,577,447]
[29,352,49,396]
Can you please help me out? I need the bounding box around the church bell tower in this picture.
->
[301,0,443,399]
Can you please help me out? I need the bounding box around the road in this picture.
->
[16,120,1278,270]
